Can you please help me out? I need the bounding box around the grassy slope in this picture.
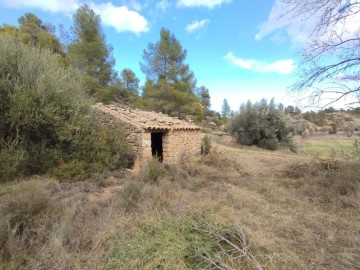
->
[0,136,359,269]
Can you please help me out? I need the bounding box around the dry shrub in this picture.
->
[118,180,143,212]
[314,156,341,173]
[285,155,343,180]
[200,147,239,171]
[0,178,119,269]
[141,159,167,183]
[164,164,188,182]
[284,155,360,209]
[0,180,51,266]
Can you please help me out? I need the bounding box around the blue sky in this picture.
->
[0,0,311,111]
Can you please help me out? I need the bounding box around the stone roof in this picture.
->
[93,103,201,131]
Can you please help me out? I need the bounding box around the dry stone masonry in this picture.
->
[93,103,204,166]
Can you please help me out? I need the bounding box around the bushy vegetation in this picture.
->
[141,159,167,183]
[200,135,212,155]
[0,35,129,182]
[229,99,294,151]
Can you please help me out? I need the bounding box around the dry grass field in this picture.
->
[1,135,359,269]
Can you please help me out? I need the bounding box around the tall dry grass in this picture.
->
[1,138,359,269]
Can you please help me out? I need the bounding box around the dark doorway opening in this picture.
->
[151,132,164,161]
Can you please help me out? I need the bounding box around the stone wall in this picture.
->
[140,132,153,162]
[163,130,204,164]
[92,108,144,159]
[92,106,204,166]
[139,130,204,164]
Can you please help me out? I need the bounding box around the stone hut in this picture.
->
[93,103,204,165]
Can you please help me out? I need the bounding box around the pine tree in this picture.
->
[197,86,211,115]
[121,68,140,96]
[221,99,231,119]
[68,4,115,97]
[140,28,200,116]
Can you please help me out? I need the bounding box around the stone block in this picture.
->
[142,140,151,147]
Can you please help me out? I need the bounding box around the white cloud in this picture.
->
[0,0,78,12]
[120,0,142,12]
[255,0,316,45]
[0,0,149,34]
[224,52,295,75]
[185,19,209,32]
[90,2,149,34]
[256,0,360,45]
[157,0,169,11]
[177,0,231,9]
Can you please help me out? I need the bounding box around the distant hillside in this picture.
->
[285,110,360,135]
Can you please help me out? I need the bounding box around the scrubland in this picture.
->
[1,136,359,269]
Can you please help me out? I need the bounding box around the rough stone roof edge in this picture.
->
[93,103,202,131]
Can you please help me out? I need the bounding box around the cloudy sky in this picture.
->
[0,0,313,111]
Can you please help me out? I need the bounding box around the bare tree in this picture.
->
[283,0,360,107]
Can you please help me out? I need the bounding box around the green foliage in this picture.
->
[18,13,64,55]
[0,35,88,181]
[353,139,360,156]
[285,105,294,114]
[68,4,115,98]
[143,78,200,116]
[141,28,200,117]
[0,13,66,68]
[201,135,212,155]
[329,139,360,163]
[0,13,64,55]
[108,212,263,269]
[197,86,211,115]
[303,110,328,127]
[0,35,129,182]
[120,68,140,96]
[229,99,293,151]
[0,139,27,180]
[142,159,167,183]
[221,98,231,120]
[94,86,116,104]
[329,123,337,134]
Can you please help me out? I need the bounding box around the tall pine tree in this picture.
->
[68,4,115,97]
[140,28,200,117]
[197,85,211,115]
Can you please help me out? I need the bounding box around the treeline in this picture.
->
[0,4,212,120]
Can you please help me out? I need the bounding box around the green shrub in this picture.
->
[201,135,212,155]
[0,139,27,180]
[142,159,167,183]
[94,86,115,104]
[51,160,89,181]
[259,136,279,151]
[0,35,130,182]
[329,124,337,134]
[229,99,293,151]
